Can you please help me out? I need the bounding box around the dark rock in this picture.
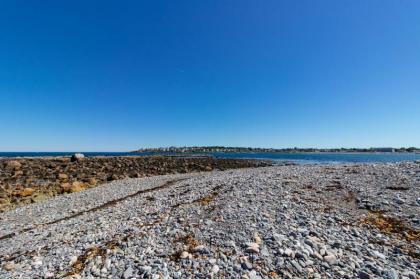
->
[71,153,85,162]
[358,270,373,279]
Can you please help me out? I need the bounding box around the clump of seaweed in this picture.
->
[361,212,420,242]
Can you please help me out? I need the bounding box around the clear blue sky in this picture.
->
[1,1,419,151]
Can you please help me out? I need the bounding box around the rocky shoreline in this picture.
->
[0,156,271,212]
[0,162,419,278]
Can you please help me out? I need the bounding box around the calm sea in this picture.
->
[1,152,420,164]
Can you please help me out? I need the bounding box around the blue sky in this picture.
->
[1,0,419,151]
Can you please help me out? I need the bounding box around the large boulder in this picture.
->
[60,183,72,192]
[70,181,86,192]
[6,160,22,170]
[71,153,85,162]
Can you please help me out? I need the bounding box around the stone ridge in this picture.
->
[0,156,271,212]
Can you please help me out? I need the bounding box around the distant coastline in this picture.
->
[132,146,420,154]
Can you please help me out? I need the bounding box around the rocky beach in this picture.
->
[0,156,271,212]
[0,161,419,278]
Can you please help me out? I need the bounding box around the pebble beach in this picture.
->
[0,162,419,278]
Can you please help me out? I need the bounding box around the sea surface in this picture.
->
[211,152,420,164]
[1,152,420,164]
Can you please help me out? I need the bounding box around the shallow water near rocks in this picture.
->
[1,152,420,164]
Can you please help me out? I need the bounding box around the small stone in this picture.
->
[61,183,72,192]
[241,261,253,270]
[180,251,190,259]
[283,248,294,257]
[108,174,119,181]
[248,270,262,279]
[20,188,35,197]
[313,252,323,260]
[211,265,220,274]
[31,193,48,203]
[254,234,262,245]
[104,259,111,269]
[173,271,182,279]
[313,272,321,279]
[70,182,86,193]
[123,266,134,279]
[384,269,398,279]
[323,254,337,265]
[13,170,24,176]
[88,178,98,185]
[304,239,315,248]
[226,240,236,247]
[403,271,416,279]
[291,260,303,273]
[32,257,43,266]
[91,266,101,276]
[295,251,306,259]
[245,242,260,253]
[260,246,270,257]
[69,256,78,266]
[58,173,68,180]
[192,245,209,254]
[358,270,372,279]
[139,265,151,274]
[372,250,386,259]
[394,197,405,205]
[3,262,15,271]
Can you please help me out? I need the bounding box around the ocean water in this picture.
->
[210,152,420,164]
[1,152,420,164]
[0,152,137,158]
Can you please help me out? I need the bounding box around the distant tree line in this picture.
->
[133,146,420,153]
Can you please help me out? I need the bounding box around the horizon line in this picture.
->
[0,146,419,153]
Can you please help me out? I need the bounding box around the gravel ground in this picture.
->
[0,162,419,278]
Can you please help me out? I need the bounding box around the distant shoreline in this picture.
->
[131,151,420,156]
[132,151,418,154]
[132,146,420,154]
